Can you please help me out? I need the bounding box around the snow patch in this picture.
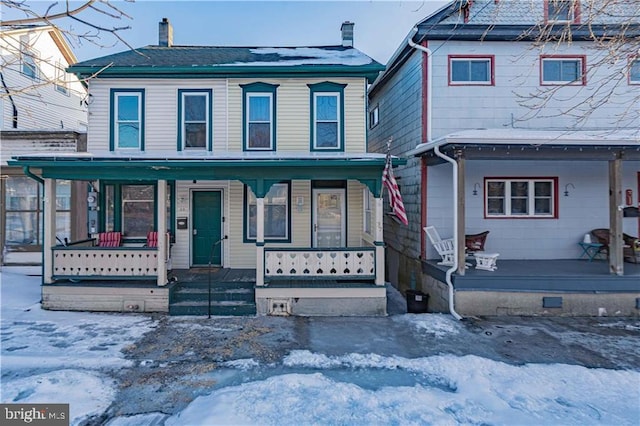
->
[231,47,373,66]
[223,358,260,370]
[394,313,462,337]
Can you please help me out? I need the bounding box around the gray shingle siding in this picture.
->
[369,50,423,259]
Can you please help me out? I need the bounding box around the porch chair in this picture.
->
[424,226,455,266]
[96,231,122,247]
[146,231,159,248]
[590,228,640,264]
[465,231,490,253]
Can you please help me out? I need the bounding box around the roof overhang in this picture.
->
[9,151,406,196]
[410,129,640,165]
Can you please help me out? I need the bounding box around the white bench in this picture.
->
[473,252,500,271]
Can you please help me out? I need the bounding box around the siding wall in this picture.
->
[369,50,423,260]
[0,29,87,131]
[426,160,640,260]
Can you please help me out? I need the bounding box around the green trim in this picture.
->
[373,241,385,247]
[308,82,346,152]
[241,82,279,152]
[70,64,385,82]
[243,180,292,244]
[177,89,213,152]
[110,89,145,151]
[22,166,44,184]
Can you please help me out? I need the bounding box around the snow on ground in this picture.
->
[0,267,157,425]
[2,267,640,426]
[168,352,639,426]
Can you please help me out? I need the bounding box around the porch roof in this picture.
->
[9,151,406,197]
[410,128,640,165]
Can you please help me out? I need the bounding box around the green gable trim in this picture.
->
[177,89,213,152]
[307,82,347,153]
[241,82,279,152]
[109,88,145,151]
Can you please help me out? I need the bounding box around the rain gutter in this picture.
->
[408,28,463,320]
[23,166,44,184]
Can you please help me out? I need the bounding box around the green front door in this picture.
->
[192,191,222,266]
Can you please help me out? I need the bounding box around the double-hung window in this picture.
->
[630,58,640,85]
[485,178,557,218]
[541,56,585,85]
[178,89,212,151]
[308,82,346,151]
[22,52,38,80]
[449,56,494,85]
[369,105,379,129]
[545,0,579,24]
[54,62,68,95]
[241,82,278,150]
[111,89,144,150]
[245,182,290,242]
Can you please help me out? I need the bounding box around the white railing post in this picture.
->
[374,196,385,286]
[157,180,168,286]
[256,197,265,286]
[43,178,56,284]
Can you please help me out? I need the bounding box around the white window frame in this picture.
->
[245,183,290,241]
[449,57,493,85]
[181,91,210,150]
[114,92,142,150]
[369,105,379,129]
[541,57,584,85]
[246,93,273,150]
[54,61,69,95]
[313,92,341,150]
[630,58,640,84]
[485,178,556,218]
[363,188,373,235]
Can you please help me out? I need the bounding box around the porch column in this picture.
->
[255,197,265,286]
[609,156,624,276]
[43,178,56,284]
[456,152,466,276]
[374,196,385,286]
[157,179,168,286]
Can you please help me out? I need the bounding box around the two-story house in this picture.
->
[368,0,640,317]
[1,25,88,265]
[9,19,400,316]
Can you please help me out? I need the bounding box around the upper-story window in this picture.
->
[545,0,580,24]
[485,178,557,218]
[630,58,640,85]
[369,105,379,129]
[178,89,212,151]
[449,56,494,86]
[54,62,68,95]
[22,51,39,80]
[241,82,278,151]
[541,56,585,85]
[110,89,145,151]
[308,82,346,151]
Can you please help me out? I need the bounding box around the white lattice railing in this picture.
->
[52,247,160,278]
[264,248,375,279]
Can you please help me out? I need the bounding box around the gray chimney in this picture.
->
[159,18,173,47]
[341,21,354,47]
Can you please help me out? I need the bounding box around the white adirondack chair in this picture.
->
[424,226,455,266]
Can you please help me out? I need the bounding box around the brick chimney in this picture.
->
[341,21,354,47]
[159,18,173,47]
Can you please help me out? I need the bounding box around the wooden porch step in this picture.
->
[169,279,256,316]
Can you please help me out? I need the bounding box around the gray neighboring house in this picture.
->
[368,0,640,317]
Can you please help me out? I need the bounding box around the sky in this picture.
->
[4,0,449,65]
[2,266,639,425]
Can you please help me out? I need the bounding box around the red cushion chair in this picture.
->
[97,232,122,247]
[146,231,158,248]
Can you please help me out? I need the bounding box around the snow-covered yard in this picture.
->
[1,266,639,425]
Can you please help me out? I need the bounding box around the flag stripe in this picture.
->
[383,151,408,225]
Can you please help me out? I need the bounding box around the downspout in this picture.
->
[408,28,463,320]
[23,166,44,184]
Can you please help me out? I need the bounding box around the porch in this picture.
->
[421,259,640,316]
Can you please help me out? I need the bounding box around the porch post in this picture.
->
[43,178,56,284]
[609,156,624,276]
[374,196,385,286]
[255,197,265,286]
[456,152,466,276]
[157,179,168,286]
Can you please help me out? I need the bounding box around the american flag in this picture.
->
[382,148,408,225]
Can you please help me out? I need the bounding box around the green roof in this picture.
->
[68,45,384,81]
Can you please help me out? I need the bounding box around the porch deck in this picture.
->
[422,259,640,292]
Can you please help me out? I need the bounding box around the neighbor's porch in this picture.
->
[422,259,640,316]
